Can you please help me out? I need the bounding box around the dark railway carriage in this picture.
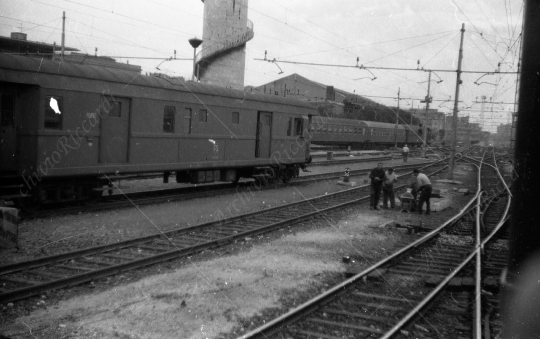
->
[309,116,422,149]
[309,116,367,147]
[363,120,406,146]
[403,123,424,145]
[0,54,315,208]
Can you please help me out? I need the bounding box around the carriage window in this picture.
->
[184,108,192,134]
[0,94,14,127]
[322,125,327,132]
[338,126,343,133]
[163,106,175,133]
[45,96,63,130]
[294,118,303,136]
[199,109,208,122]
[232,112,240,124]
[287,118,292,136]
[362,128,366,135]
[108,101,121,117]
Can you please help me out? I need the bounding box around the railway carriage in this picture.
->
[363,120,406,146]
[309,116,423,149]
[309,116,367,147]
[0,54,315,208]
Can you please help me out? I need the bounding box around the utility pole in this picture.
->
[421,71,432,158]
[61,11,65,62]
[448,23,465,180]
[395,87,400,148]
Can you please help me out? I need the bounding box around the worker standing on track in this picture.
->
[413,169,432,215]
[402,144,409,162]
[382,168,397,209]
[369,162,385,210]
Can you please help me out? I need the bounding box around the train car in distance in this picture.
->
[310,116,424,149]
[309,116,367,148]
[0,54,316,209]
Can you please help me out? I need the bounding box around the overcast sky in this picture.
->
[1,0,523,132]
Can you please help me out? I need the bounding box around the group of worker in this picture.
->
[368,162,432,214]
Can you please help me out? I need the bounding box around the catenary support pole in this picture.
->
[421,71,432,158]
[448,23,465,180]
[395,88,400,148]
[501,2,540,337]
[61,11,65,62]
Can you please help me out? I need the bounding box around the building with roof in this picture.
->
[0,32,141,73]
[245,73,421,125]
[491,123,512,147]
[0,32,78,57]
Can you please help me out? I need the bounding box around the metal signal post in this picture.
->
[420,71,432,158]
[448,23,465,180]
[394,87,400,148]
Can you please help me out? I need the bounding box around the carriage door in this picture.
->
[100,97,130,163]
[255,111,272,158]
[0,94,16,171]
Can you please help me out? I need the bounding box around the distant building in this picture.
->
[443,115,483,144]
[245,73,419,124]
[0,32,141,73]
[491,123,512,147]
[0,32,78,56]
[407,108,446,141]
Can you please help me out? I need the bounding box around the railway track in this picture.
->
[27,159,432,219]
[0,160,449,303]
[239,147,511,339]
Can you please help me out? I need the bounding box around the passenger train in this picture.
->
[0,54,314,209]
[0,54,426,209]
[309,116,425,148]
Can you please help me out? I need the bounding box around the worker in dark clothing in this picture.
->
[369,162,385,210]
[413,169,432,215]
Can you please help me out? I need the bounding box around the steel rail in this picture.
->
[474,147,513,338]
[377,151,487,339]
[19,160,447,270]
[384,148,510,339]
[0,162,449,303]
[239,160,480,339]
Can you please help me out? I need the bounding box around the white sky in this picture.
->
[0,0,523,133]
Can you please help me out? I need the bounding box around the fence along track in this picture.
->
[0,160,449,304]
[239,148,511,339]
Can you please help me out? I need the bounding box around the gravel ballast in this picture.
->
[1,162,475,339]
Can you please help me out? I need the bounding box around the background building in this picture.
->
[491,123,512,147]
[0,32,141,73]
[246,73,421,125]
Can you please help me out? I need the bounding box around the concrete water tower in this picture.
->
[196,0,254,90]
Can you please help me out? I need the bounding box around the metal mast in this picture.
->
[448,23,465,180]
[395,87,400,148]
[61,11,65,62]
